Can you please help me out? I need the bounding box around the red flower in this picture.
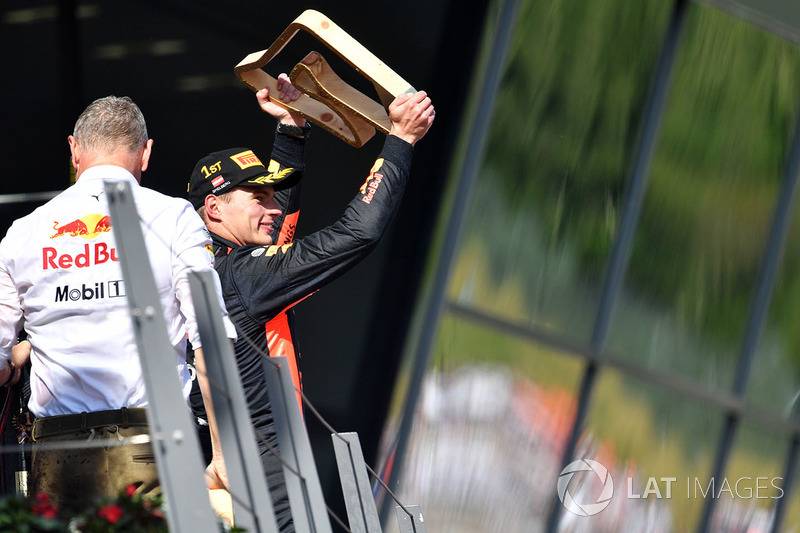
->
[98,503,124,524]
[31,491,58,520]
[125,483,137,497]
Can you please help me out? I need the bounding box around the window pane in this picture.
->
[580,369,723,530]
[379,315,584,532]
[707,423,789,529]
[450,0,673,346]
[784,450,800,530]
[748,209,800,415]
[382,0,800,531]
[606,4,800,391]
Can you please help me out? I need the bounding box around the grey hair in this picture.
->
[73,96,148,155]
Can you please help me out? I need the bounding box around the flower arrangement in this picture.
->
[0,484,245,532]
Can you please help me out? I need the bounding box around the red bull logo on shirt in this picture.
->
[46,214,118,269]
[360,159,384,195]
[43,243,119,270]
[360,159,385,204]
[51,214,112,239]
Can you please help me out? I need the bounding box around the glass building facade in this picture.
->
[378,0,800,531]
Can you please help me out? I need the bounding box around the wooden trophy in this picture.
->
[234,9,416,148]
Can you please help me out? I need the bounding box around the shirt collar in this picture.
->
[210,231,238,255]
[77,165,138,184]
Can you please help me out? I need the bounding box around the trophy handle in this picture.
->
[234,9,416,147]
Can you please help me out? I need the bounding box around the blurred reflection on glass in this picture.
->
[785,455,800,531]
[452,0,672,346]
[379,0,800,531]
[749,208,800,415]
[706,423,789,530]
[580,370,722,531]
[607,4,800,392]
[379,317,583,532]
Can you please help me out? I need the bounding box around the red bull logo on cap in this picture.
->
[51,214,112,240]
[231,150,263,170]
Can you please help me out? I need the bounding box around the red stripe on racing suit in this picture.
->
[266,181,303,412]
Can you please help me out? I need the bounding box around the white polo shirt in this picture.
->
[0,165,236,417]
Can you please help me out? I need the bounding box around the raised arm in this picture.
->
[233,91,436,323]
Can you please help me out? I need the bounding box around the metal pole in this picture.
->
[106,181,218,533]
[263,356,332,533]
[189,271,279,533]
[332,432,382,533]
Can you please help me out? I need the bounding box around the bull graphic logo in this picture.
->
[360,158,385,195]
[51,214,112,239]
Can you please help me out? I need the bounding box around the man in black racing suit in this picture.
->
[186,75,435,531]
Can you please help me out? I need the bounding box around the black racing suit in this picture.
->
[192,129,415,531]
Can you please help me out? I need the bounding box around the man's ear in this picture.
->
[140,139,154,173]
[204,194,223,223]
[68,135,81,171]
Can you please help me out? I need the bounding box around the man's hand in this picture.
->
[206,458,228,490]
[11,339,31,368]
[388,90,435,146]
[0,340,29,388]
[256,73,306,127]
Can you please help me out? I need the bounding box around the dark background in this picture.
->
[0,0,489,525]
